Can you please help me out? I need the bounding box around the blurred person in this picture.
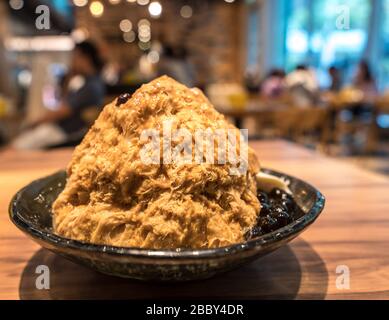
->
[11,41,105,150]
[328,66,342,92]
[341,60,378,123]
[0,32,16,147]
[244,66,261,94]
[353,60,377,101]
[261,69,286,98]
[285,65,319,93]
[285,65,319,107]
[158,45,195,87]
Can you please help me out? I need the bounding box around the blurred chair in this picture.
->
[329,87,373,153]
[81,105,102,126]
[272,107,302,138]
[271,105,329,149]
[294,107,329,148]
[252,109,276,139]
[252,95,292,138]
[365,92,389,153]
[45,105,101,149]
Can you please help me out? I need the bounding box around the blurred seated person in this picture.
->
[340,60,377,120]
[158,45,195,87]
[328,66,342,92]
[11,41,105,150]
[285,65,319,107]
[285,65,319,93]
[244,66,261,94]
[352,60,377,102]
[261,69,285,98]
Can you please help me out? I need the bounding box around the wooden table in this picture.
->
[1,140,389,300]
[215,99,287,129]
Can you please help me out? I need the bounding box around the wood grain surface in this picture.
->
[1,140,389,300]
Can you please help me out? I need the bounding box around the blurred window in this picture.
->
[247,7,260,68]
[380,0,389,90]
[284,0,371,87]
[285,0,309,70]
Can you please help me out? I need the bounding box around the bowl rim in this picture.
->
[9,169,325,259]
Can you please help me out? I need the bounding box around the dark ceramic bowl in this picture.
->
[9,169,324,281]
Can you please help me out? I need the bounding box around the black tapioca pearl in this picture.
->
[249,188,305,239]
[269,188,292,201]
[257,191,269,205]
[270,204,292,225]
[292,206,305,220]
[279,198,296,212]
[260,215,279,233]
[244,226,262,240]
[259,202,271,217]
[116,93,131,106]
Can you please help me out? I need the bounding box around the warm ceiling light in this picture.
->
[138,25,150,40]
[224,0,235,2]
[17,70,32,88]
[109,0,121,4]
[119,19,132,32]
[138,26,150,36]
[148,2,162,17]
[139,35,151,43]
[5,36,75,52]
[89,1,104,17]
[180,5,192,19]
[137,0,149,6]
[147,50,159,64]
[138,18,150,27]
[138,41,151,51]
[71,27,90,43]
[73,0,88,7]
[126,0,136,2]
[123,31,136,43]
[9,0,24,10]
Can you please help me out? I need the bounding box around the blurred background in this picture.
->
[1,0,389,175]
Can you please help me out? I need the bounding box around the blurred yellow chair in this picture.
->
[81,105,102,127]
[365,91,389,153]
[228,92,248,113]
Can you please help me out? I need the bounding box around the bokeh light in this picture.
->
[89,1,104,17]
[9,0,24,10]
[123,31,136,43]
[147,50,160,64]
[71,27,90,43]
[180,5,193,19]
[73,0,88,7]
[138,19,150,27]
[119,19,133,32]
[148,2,162,18]
[138,41,151,50]
[137,0,149,6]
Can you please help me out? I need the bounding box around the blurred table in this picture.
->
[1,140,389,299]
[215,98,287,128]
